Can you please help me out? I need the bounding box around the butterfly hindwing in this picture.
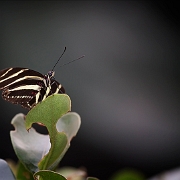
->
[26,79,65,109]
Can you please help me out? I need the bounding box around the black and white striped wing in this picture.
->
[0,67,65,109]
[0,67,44,108]
[26,79,65,109]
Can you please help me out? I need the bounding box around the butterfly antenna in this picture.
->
[52,47,67,71]
[59,55,85,68]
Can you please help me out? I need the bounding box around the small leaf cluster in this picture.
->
[0,94,98,180]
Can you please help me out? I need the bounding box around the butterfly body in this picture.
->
[0,67,65,109]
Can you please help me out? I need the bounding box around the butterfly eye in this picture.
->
[48,71,55,77]
[48,71,52,76]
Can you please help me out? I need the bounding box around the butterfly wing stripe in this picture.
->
[2,88,37,98]
[35,91,41,104]
[0,68,44,79]
[2,89,37,105]
[0,76,43,89]
[6,79,42,90]
[54,80,65,93]
[42,87,50,100]
[8,84,41,91]
[0,68,44,89]
[37,82,63,103]
[21,103,32,109]
[55,85,62,94]
[0,68,13,77]
[28,88,46,108]
[0,69,29,83]
[50,80,65,94]
[0,68,22,78]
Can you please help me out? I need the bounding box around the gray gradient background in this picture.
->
[0,1,179,179]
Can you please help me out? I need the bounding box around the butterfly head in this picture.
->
[47,71,55,78]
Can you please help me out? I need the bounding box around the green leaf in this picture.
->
[38,112,81,171]
[110,168,145,180]
[25,94,71,130]
[51,112,81,169]
[25,94,71,171]
[34,170,67,180]
[11,94,81,174]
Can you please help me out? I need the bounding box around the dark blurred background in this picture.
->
[0,1,179,179]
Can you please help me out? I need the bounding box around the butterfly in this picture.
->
[0,48,68,109]
[0,48,84,109]
[0,67,65,109]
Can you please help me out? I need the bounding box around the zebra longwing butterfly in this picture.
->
[0,67,65,109]
[0,48,83,109]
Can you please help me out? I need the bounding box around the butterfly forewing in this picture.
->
[0,68,44,89]
[0,67,65,109]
